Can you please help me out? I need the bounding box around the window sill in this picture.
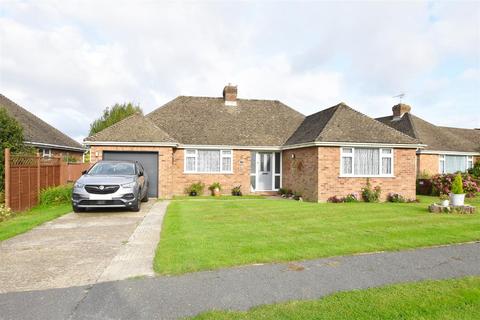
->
[339,175,395,178]
[184,172,234,175]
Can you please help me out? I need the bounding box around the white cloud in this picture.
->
[0,0,479,141]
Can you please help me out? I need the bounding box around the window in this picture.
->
[41,148,52,158]
[439,155,474,174]
[341,147,393,177]
[184,149,233,173]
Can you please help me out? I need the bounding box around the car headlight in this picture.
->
[122,182,136,188]
[74,182,84,188]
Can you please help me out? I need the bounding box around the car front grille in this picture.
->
[85,185,120,194]
[79,200,125,206]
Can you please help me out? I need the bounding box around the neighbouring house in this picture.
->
[377,104,480,177]
[0,94,85,161]
[84,85,422,201]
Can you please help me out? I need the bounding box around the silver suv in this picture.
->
[72,160,149,212]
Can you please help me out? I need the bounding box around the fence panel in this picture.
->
[4,149,88,212]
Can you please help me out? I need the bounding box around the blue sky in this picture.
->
[0,0,479,142]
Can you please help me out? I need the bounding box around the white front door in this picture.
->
[257,152,273,191]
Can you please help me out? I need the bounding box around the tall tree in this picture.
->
[0,107,25,192]
[89,103,143,136]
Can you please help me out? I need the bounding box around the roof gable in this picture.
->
[0,94,84,150]
[286,103,419,145]
[146,96,305,146]
[85,113,176,143]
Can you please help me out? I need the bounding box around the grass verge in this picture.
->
[154,195,479,275]
[172,195,265,200]
[191,277,480,319]
[0,203,72,241]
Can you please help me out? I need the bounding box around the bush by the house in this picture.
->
[231,185,242,196]
[361,179,381,202]
[0,203,14,222]
[387,193,406,203]
[327,193,359,203]
[468,160,480,178]
[416,178,433,196]
[185,182,205,196]
[431,173,479,197]
[39,184,73,205]
[293,191,302,201]
[278,188,288,196]
[208,182,222,192]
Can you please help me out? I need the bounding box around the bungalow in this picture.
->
[1,94,85,161]
[377,104,480,177]
[84,85,422,202]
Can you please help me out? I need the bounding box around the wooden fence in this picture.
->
[4,148,90,211]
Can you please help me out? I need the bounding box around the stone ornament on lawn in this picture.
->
[428,203,476,214]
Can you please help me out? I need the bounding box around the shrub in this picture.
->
[327,195,344,203]
[468,161,480,178]
[231,185,242,196]
[387,193,406,203]
[361,179,381,202]
[185,182,205,196]
[39,184,73,205]
[0,191,4,204]
[208,182,222,191]
[328,193,359,203]
[344,193,360,202]
[0,203,14,222]
[293,191,302,201]
[278,188,288,195]
[431,173,478,197]
[451,173,464,194]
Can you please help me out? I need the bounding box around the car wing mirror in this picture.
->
[81,170,88,175]
[138,171,144,177]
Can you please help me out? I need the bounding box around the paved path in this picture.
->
[1,242,479,320]
[0,200,167,293]
[99,201,170,282]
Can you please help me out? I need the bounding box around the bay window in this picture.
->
[439,155,474,174]
[184,149,233,173]
[341,147,393,177]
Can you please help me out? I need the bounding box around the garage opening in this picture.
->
[102,151,159,197]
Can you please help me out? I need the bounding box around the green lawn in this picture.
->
[172,195,265,200]
[154,196,480,275]
[0,203,72,241]
[191,277,480,320]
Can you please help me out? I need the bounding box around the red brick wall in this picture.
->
[282,147,318,202]
[417,154,439,177]
[89,146,174,198]
[171,149,251,196]
[317,147,417,202]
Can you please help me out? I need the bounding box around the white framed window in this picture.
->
[41,148,52,158]
[439,155,474,174]
[340,147,394,177]
[184,149,233,173]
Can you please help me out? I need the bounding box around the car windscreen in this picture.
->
[88,162,136,175]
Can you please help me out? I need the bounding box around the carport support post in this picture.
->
[4,148,10,209]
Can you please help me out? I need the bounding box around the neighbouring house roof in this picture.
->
[86,112,177,143]
[145,96,305,146]
[285,103,419,146]
[376,113,480,153]
[0,94,85,152]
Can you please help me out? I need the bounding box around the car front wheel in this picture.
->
[131,196,141,212]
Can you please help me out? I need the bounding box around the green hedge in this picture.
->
[39,184,73,205]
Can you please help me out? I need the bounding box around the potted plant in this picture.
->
[450,173,465,206]
[186,182,204,196]
[208,182,222,196]
[231,185,242,196]
[439,194,449,207]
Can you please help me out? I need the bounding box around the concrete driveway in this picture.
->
[0,200,167,293]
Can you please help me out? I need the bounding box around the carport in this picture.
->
[102,151,159,197]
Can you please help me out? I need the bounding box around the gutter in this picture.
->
[25,141,86,152]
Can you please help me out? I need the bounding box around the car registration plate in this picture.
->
[90,194,113,200]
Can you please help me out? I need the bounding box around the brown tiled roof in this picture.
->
[286,103,419,145]
[85,113,177,143]
[146,96,305,146]
[0,94,84,151]
[376,113,480,153]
